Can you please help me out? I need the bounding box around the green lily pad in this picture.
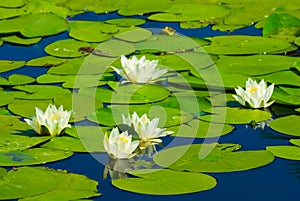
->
[8,74,35,85]
[0,167,57,200]
[32,0,71,18]
[0,0,27,8]
[12,85,71,99]
[42,126,107,152]
[169,119,234,138]
[112,169,217,195]
[0,135,51,152]
[135,35,200,53]
[45,39,90,58]
[105,18,146,27]
[26,56,69,67]
[216,55,299,76]
[87,104,193,127]
[295,37,300,46]
[200,107,272,124]
[0,2,35,20]
[53,93,103,122]
[269,115,300,137]
[118,0,172,16]
[280,86,300,96]
[19,167,100,201]
[203,35,293,55]
[8,99,53,118]
[154,143,275,173]
[271,87,300,106]
[93,39,136,57]
[256,70,300,87]
[79,84,170,104]
[290,139,300,147]
[148,4,230,22]
[114,27,152,42]
[0,91,15,106]
[0,147,73,166]
[0,115,30,136]
[266,146,300,161]
[1,35,42,45]
[0,60,25,73]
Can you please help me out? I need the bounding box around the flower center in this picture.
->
[50,113,61,121]
[119,136,129,143]
[248,86,258,94]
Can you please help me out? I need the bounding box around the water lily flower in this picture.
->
[24,104,72,137]
[232,78,275,108]
[111,55,168,83]
[122,112,174,147]
[103,127,139,159]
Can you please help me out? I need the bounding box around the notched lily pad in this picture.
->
[269,115,300,137]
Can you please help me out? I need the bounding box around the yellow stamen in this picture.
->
[248,86,258,94]
[119,136,129,143]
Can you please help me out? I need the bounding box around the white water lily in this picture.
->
[104,127,139,159]
[24,104,72,137]
[111,55,168,83]
[122,112,174,146]
[233,78,275,108]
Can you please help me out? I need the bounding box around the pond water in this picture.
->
[1,5,300,201]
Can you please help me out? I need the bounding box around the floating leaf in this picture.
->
[0,167,57,200]
[87,104,193,127]
[114,27,152,42]
[79,84,170,104]
[8,74,35,85]
[45,39,90,58]
[271,87,300,106]
[0,148,73,166]
[290,139,300,147]
[0,60,25,73]
[200,107,272,124]
[256,70,300,87]
[105,18,146,27]
[0,2,35,20]
[93,39,136,57]
[169,119,234,138]
[0,115,30,136]
[269,115,300,137]
[1,35,42,45]
[266,146,300,161]
[295,37,300,46]
[26,56,69,67]
[0,91,15,106]
[154,143,275,172]
[203,35,293,55]
[0,0,27,8]
[112,169,217,195]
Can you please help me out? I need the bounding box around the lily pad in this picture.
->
[42,126,107,152]
[0,115,30,136]
[112,169,217,195]
[0,60,25,73]
[87,104,193,128]
[8,74,35,85]
[269,115,300,137]
[45,39,90,58]
[203,35,293,55]
[290,139,300,147]
[105,18,146,27]
[295,37,300,46]
[0,147,73,166]
[0,167,57,200]
[114,27,152,42]
[79,84,170,104]
[271,87,300,106]
[0,0,27,8]
[93,39,136,57]
[169,119,234,138]
[1,35,42,45]
[19,167,100,201]
[0,91,15,106]
[256,70,300,87]
[12,85,70,99]
[26,56,69,67]
[200,107,272,124]
[266,146,300,161]
[154,143,275,172]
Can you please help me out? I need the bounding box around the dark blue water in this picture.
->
[1,12,299,201]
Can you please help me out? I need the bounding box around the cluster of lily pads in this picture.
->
[0,0,300,200]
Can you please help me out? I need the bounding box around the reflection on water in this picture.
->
[288,161,300,180]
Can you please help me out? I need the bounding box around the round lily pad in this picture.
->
[105,18,146,27]
[269,115,300,137]
[154,143,275,173]
[26,56,69,67]
[256,70,300,87]
[1,35,42,46]
[19,167,100,201]
[45,39,90,58]
[8,74,35,85]
[169,119,234,138]
[0,148,73,166]
[93,39,136,57]
[79,84,170,104]
[112,169,217,195]
[266,146,300,161]
[202,35,292,55]
[114,27,152,42]
[0,60,25,73]
[0,167,57,200]
[0,115,30,136]
[86,104,193,128]
[271,87,300,106]
[0,91,14,106]
[200,107,272,124]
